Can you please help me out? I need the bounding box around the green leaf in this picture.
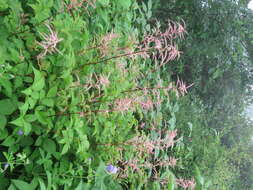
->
[0,115,7,130]
[28,97,37,109]
[0,0,8,11]
[7,184,17,190]
[24,114,37,122]
[10,117,31,134]
[142,2,147,12]
[195,165,204,185]
[0,99,16,115]
[41,98,54,107]
[43,139,56,154]
[32,67,45,91]
[92,161,107,190]
[118,0,131,9]
[167,172,176,190]
[75,181,87,190]
[19,102,29,116]
[22,88,33,96]
[20,136,34,146]
[61,144,69,155]
[12,180,36,190]
[0,77,12,97]
[212,69,222,79]
[29,0,53,22]
[31,91,40,100]
[47,86,58,97]
[0,129,8,140]
[2,136,15,146]
[46,171,52,190]
[10,116,25,127]
[99,0,109,6]
[35,109,48,125]
[24,122,32,134]
[38,179,47,190]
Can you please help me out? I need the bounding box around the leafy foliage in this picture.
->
[1,0,253,189]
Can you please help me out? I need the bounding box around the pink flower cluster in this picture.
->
[140,20,186,67]
[176,178,196,189]
[65,0,96,12]
[37,24,63,59]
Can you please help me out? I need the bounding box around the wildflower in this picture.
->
[155,157,177,168]
[99,32,119,56]
[17,129,23,136]
[65,0,96,12]
[99,75,110,86]
[168,157,177,167]
[163,130,177,148]
[114,98,133,111]
[176,78,194,96]
[125,159,140,172]
[106,165,118,174]
[37,24,63,59]
[139,20,186,68]
[127,135,155,155]
[176,178,196,189]
[138,98,153,110]
[176,21,186,39]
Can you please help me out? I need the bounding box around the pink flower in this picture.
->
[99,75,110,86]
[37,24,63,59]
[176,78,194,96]
[114,98,133,111]
[99,32,119,56]
[138,98,153,110]
[163,130,177,148]
[176,178,196,189]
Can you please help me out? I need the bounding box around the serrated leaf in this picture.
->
[0,99,16,115]
[43,139,56,154]
[24,121,32,134]
[41,98,54,107]
[32,67,45,91]
[20,136,34,146]
[19,102,29,116]
[29,0,53,22]
[47,86,58,97]
[0,77,12,97]
[10,117,25,127]
[28,97,37,109]
[118,0,131,9]
[2,136,15,146]
[35,110,48,124]
[12,180,35,190]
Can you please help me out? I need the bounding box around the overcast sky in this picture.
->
[249,0,253,9]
